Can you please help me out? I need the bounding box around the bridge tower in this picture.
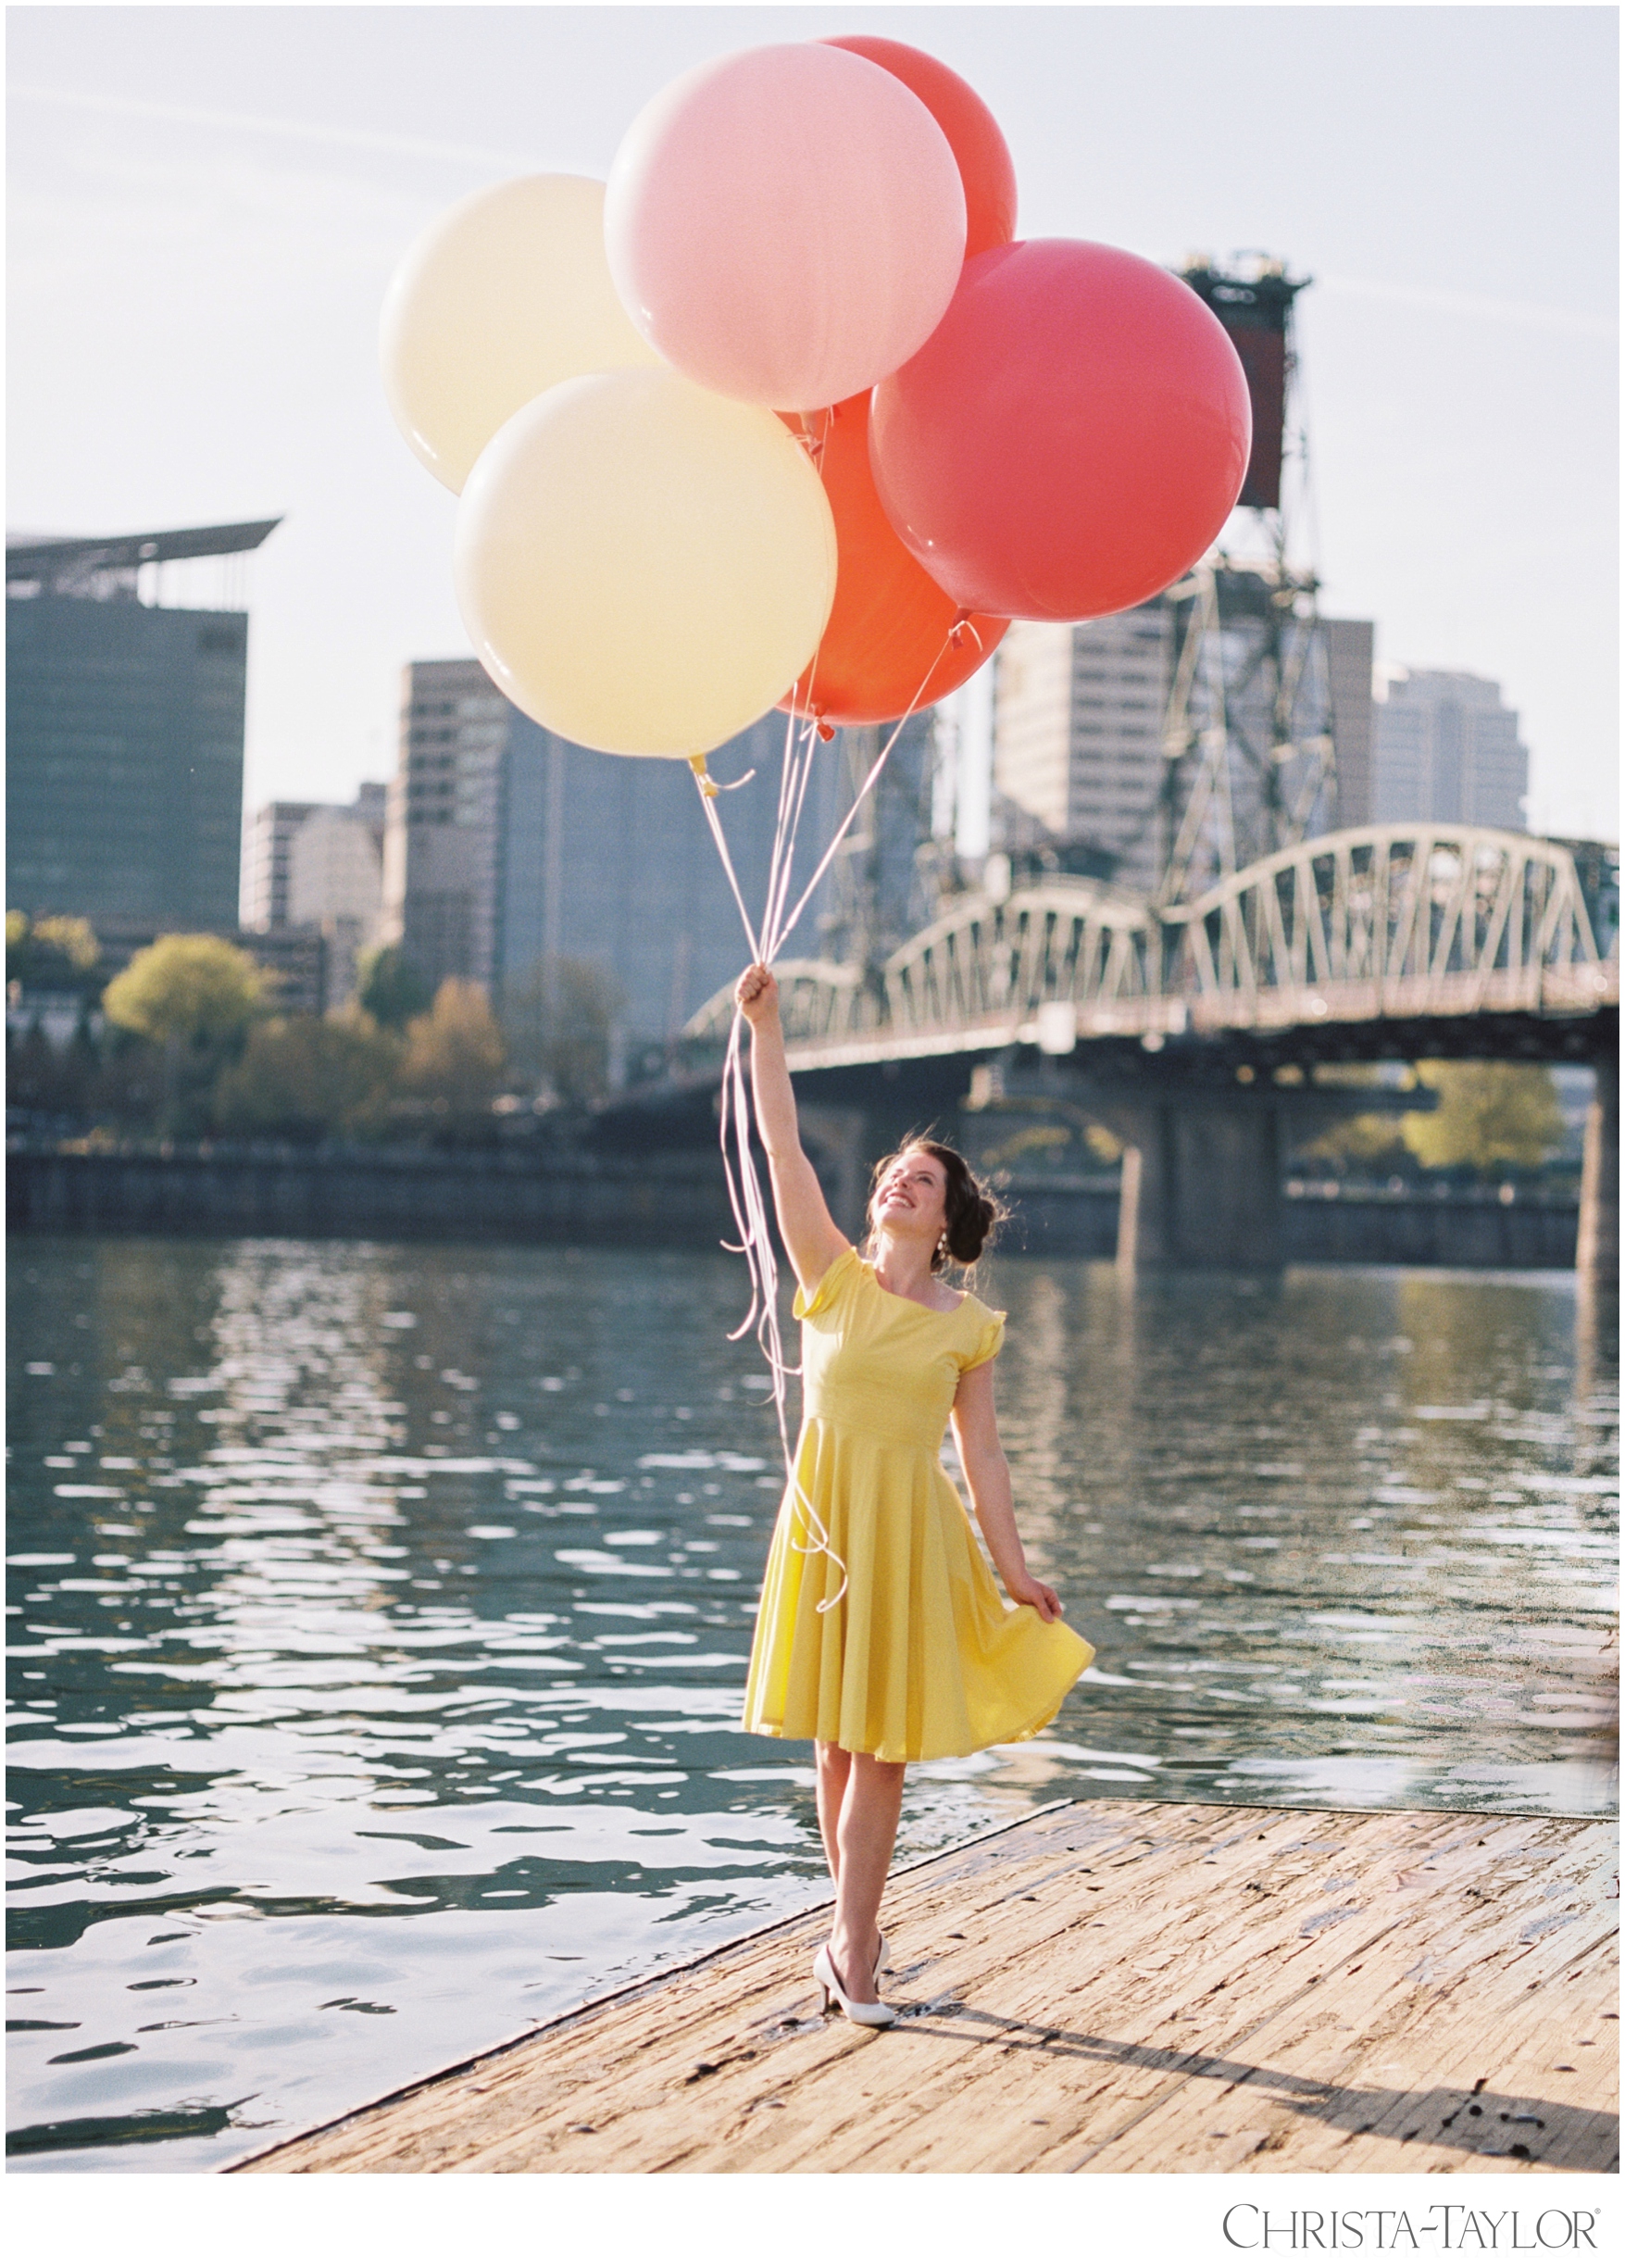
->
[1156,259,1344,904]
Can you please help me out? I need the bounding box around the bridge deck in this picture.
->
[780,971,1619,1073]
[682,827,1619,1072]
[232,1798,1617,2175]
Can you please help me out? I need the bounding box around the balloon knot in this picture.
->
[687,753,721,798]
[949,614,985,654]
[816,719,836,743]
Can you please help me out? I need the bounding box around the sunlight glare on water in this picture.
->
[6,1236,1617,2170]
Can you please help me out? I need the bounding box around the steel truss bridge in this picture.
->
[686,826,1618,1071]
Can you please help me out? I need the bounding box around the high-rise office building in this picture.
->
[287,805,384,1011]
[992,607,1169,896]
[812,711,940,971]
[243,785,386,1010]
[287,807,383,934]
[1372,669,1529,832]
[382,659,843,1050]
[351,780,388,852]
[6,520,279,938]
[381,658,509,996]
[242,801,319,932]
[992,595,1375,895]
[498,710,834,1046]
[1326,619,1377,830]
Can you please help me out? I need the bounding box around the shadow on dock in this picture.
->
[231,1797,1619,2177]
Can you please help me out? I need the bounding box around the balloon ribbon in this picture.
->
[689,626,956,1613]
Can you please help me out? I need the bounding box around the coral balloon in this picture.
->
[380,175,662,494]
[778,394,1007,728]
[454,369,836,758]
[820,35,1018,259]
[869,241,1253,621]
[604,44,966,410]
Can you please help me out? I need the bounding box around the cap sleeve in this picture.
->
[794,1244,859,1321]
[958,1305,1006,1373]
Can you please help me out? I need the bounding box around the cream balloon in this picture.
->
[381,174,662,494]
[454,369,837,758]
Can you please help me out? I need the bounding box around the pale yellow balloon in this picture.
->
[454,369,837,758]
[381,174,662,494]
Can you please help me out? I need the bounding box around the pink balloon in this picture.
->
[604,44,967,412]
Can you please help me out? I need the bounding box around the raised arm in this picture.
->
[735,964,849,1297]
[949,1360,1063,1623]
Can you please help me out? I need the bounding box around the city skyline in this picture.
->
[7,5,1619,844]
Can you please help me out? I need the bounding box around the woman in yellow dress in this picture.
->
[735,963,1093,2028]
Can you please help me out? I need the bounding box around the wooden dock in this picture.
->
[234,1798,1618,2175]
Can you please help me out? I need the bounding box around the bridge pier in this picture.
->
[1576,1055,1619,1289]
[1111,1093,1284,1270]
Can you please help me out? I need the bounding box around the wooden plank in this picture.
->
[232,1799,1618,2176]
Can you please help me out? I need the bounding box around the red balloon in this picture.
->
[776,393,1007,728]
[869,241,1253,622]
[820,35,1018,259]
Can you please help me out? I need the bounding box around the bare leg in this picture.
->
[814,1741,851,1884]
[827,1752,906,2002]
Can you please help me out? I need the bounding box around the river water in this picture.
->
[6,1235,1617,2171]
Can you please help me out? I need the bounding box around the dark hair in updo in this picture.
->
[866,1135,1006,1275]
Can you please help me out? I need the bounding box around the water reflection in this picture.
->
[7,1238,1616,2170]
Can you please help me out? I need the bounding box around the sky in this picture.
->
[6,3,1619,840]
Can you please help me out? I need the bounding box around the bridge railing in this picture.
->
[681,827,1619,1059]
[1162,829,1614,1036]
[878,879,1160,1043]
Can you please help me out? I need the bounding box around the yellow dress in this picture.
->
[742,1247,1094,1762]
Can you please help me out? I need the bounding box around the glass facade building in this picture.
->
[506,708,868,1043]
[384,660,849,1047]
[6,521,278,935]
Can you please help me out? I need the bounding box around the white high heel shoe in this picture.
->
[814,1943,896,2029]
